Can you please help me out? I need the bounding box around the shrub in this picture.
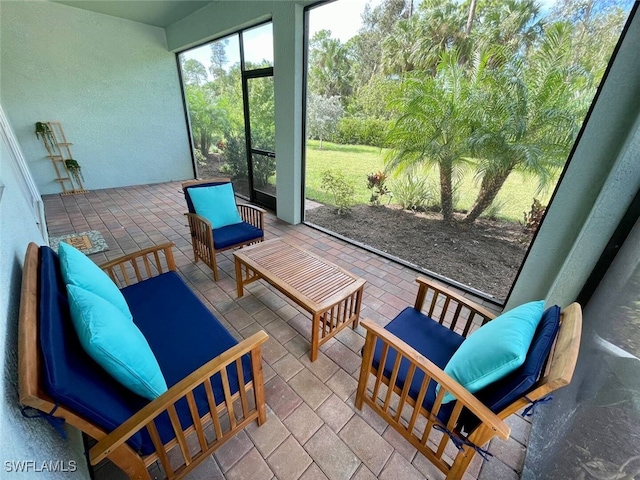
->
[219,135,247,179]
[390,175,436,211]
[331,117,392,148]
[366,171,390,206]
[523,198,546,233]
[194,148,206,165]
[321,170,355,215]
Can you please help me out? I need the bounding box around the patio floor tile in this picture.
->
[316,394,355,433]
[289,369,332,410]
[379,452,424,480]
[224,448,273,480]
[305,425,361,480]
[283,402,324,445]
[267,436,312,480]
[338,415,394,476]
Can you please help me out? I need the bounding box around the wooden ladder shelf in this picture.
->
[37,121,87,194]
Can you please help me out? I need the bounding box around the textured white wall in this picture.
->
[0,135,89,477]
[0,1,194,195]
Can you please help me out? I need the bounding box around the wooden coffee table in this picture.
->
[234,239,366,361]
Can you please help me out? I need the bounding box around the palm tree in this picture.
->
[385,51,473,223]
[462,25,587,224]
[308,30,353,100]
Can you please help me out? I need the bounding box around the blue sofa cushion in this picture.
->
[39,247,148,450]
[39,247,250,456]
[121,271,253,455]
[66,285,167,400]
[371,307,464,423]
[457,305,561,432]
[213,222,263,250]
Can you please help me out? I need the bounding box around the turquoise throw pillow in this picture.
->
[67,285,168,400]
[441,300,545,403]
[188,183,243,229]
[58,242,132,320]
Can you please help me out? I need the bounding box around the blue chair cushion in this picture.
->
[188,183,243,229]
[38,246,250,456]
[183,180,228,214]
[456,305,561,432]
[213,222,263,250]
[371,305,560,432]
[121,271,253,455]
[441,300,545,403]
[371,307,464,423]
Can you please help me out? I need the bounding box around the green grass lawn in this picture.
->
[305,140,557,223]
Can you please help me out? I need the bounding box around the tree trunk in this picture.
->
[440,161,455,224]
[200,131,210,156]
[462,167,514,224]
[465,0,478,37]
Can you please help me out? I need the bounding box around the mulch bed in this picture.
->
[305,204,532,302]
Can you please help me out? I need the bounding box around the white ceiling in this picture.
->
[52,1,212,28]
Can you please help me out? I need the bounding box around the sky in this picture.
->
[308,0,380,42]
[181,0,559,77]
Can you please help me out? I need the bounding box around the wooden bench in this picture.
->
[19,242,268,479]
[234,238,365,361]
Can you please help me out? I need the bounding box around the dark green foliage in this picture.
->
[331,117,393,148]
[220,135,248,179]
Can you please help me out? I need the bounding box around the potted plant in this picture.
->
[35,122,56,155]
[64,158,84,186]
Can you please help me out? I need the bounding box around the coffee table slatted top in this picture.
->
[234,239,365,311]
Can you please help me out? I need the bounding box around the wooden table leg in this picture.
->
[311,313,320,362]
[235,258,244,298]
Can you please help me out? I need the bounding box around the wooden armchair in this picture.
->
[356,277,582,480]
[183,178,265,281]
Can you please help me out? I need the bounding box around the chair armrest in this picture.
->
[414,277,496,337]
[89,330,269,466]
[358,319,510,441]
[185,211,216,240]
[237,204,265,230]
[99,243,177,288]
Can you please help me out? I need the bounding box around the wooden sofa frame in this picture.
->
[356,276,582,480]
[19,242,268,480]
[183,178,266,281]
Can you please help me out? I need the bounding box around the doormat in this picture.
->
[49,230,108,255]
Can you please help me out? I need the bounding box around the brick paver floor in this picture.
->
[43,181,529,480]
